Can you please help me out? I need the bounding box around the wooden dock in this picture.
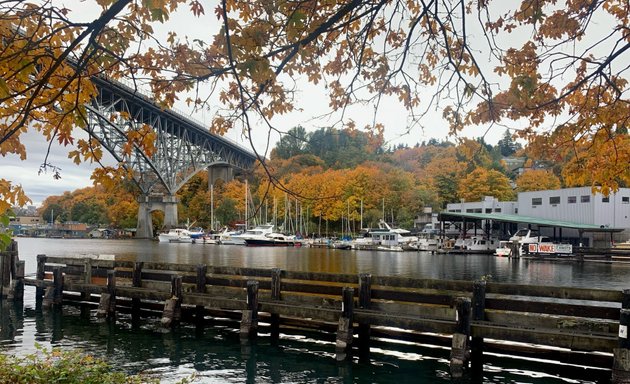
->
[3,244,630,381]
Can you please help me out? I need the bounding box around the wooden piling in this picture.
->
[613,291,630,383]
[358,273,372,359]
[82,259,92,301]
[240,280,259,340]
[470,280,486,374]
[35,254,46,299]
[509,241,520,258]
[450,297,471,378]
[0,248,10,299]
[270,268,282,341]
[97,271,116,318]
[161,275,183,327]
[132,262,143,314]
[195,264,207,324]
[8,260,24,301]
[43,267,63,309]
[335,287,354,361]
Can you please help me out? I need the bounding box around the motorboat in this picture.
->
[351,220,417,249]
[494,241,513,257]
[186,227,205,240]
[412,235,447,252]
[450,235,500,253]
[245,232,297,247]
[222,224,276,245]
[158,228,193,243]
[377,245,404,252]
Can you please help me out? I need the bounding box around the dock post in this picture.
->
[450,297,471,378]
[161,275,183,328]
[358,273,372,360]
[613,290,630,383]
[82,259,92,301]
[195,265,207,324]
[509,241,520,258]
[132,262,143,316]
[97,270,116,318]
[35,254,46,299]
[0,245,11,299]
[470,280,486,376]
[270,268,282,341]
[43,267,63,309]
[335,287,354,361]
[240,280,259,340]
[8,260,24,301]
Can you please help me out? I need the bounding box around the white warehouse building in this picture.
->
[445,187,630,247]
[517,187,630,230]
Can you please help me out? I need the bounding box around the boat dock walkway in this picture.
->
[2,243,630,382]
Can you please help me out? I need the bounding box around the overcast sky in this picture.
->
[0,2,510,208]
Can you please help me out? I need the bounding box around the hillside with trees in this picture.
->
[37,127,585,235]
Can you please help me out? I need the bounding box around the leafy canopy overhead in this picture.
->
[0,0,629,218]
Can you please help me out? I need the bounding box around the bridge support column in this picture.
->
[136,196,153,239]
[163,195,178,229]
[136,194,179,238]
[208,164,234,185]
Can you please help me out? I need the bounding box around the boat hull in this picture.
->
[245,238,294,247]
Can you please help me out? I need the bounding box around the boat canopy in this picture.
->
[438,212,624,233]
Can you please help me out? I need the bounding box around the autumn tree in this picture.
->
[515,169,562,193]
[3,0,630,247]
[458,168,515,203]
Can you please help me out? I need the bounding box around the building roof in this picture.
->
[438,212,624,233]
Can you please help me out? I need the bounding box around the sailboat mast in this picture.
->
[245,180,248,228]
[360,199,363,231]
[210,184,214,231]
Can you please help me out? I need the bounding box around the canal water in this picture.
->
[2,237,627,383]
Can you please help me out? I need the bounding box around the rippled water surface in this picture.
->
[0,237,625,383]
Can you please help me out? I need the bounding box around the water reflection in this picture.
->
[12,238,630,291]
[3,238,627,383]
[0,297,611,383]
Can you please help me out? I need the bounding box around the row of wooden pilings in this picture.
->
[20,255,482,378]
[4,246,630,382]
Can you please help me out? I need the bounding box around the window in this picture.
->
[485,208,492,213]
[494,208,502,213]
[623,197,629,204]
[581,195,591,203]
[568,196,577,203]
[532,198,542,206]
[549,196,560,205]
[466,209,474,213]
[602,196,610,203]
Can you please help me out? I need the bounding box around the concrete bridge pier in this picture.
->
[136,194,179,239]
[208,164,234,185]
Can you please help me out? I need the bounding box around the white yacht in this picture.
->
[158,228,193,243]
[221,224,275,245]
[351,220,417,250]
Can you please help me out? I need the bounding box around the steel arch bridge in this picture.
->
[84,75,258,238]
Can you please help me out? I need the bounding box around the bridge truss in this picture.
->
[85,76,257,196]
[83,76,258,237]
